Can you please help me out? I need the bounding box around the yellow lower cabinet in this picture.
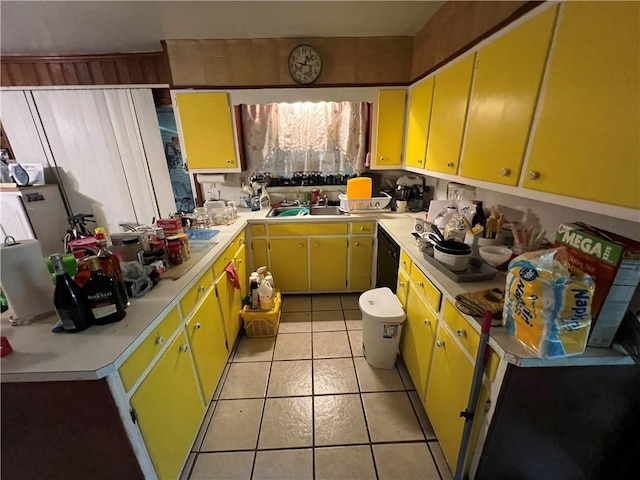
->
[234,244,247,298]
[269,238,309,292]
[425,326,475,473]
[348,237,374,291]
[186,289,229,403]
[130,331,204,480]
[400,284,438,401]
[252,239,268,273]
[396,269,409,310]
[215,269,241,349]
[311,237,348,291]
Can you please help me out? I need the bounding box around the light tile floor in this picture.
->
[183,293,453,480]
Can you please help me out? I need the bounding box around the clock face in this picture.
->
[288,45,322,85]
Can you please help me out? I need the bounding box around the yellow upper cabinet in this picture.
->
[460,6,558,186]
[373,89,407,167]
[524,2,640,209]
[175,92,240,171]
[426,54,475,174]
[405,77,435,169]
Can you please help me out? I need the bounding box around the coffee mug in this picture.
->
[397,200,408,213]
[413,218,426,234]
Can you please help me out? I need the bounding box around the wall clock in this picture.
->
[288,45,322,85]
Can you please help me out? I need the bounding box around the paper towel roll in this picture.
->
[0,239,55,323]
[196,174,226,185]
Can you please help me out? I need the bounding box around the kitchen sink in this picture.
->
[266,205,347,217]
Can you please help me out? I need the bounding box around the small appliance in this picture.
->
[395,175,431,212]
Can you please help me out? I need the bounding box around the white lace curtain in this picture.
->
[241,102,369,175]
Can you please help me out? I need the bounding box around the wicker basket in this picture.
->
[241,291,282,337]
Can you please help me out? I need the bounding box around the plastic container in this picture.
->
[346,177,372,199]
[339,192,392,213]
[360,287,406,369]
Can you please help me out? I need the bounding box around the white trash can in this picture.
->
[360,287,406,369]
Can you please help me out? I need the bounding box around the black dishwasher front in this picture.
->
[376,226,400,293]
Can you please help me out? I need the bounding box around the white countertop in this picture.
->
[1,208,633,383]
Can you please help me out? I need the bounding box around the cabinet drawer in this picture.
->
[250,224,266,237]
[180,269,214,317]
[350,222,375,235]
[442,299,499,381]
[442,299,480,359]
[268,223,348,236]
[399,250,412,275]
[410,266,441,312]
[118,307,181,391]
[397,269,410,309]
[213,232,246,276]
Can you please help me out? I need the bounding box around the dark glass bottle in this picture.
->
[83,256,126,325]
[95,228,129,307]
[50,253,91,333]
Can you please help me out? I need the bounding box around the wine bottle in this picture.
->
[83,256,126,325]
[95,227,129,307]
[50,253,91,333]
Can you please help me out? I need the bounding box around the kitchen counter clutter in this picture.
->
[2,208,637,480]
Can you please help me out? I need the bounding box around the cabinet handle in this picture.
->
[417,159,423,164]
[423,319,431,326]
[314,242,319,247]
[457,329,467,338]
[360,227,365,231]
[198,285,205,293]
[401,260,406,266]
[355,242,360,246]
[298,243,304,248]
[417,281,424,288]
[180,344,189,353]
[379,156,385,162]
[399,281,404,287]
[447,162,454,168]
[155,336,164,345]
[500,168,511,177]
[528,170,540,180]
[226,159,232,164]
[436,340,445,348]
[237,258,243,264]
[195,323,201,330]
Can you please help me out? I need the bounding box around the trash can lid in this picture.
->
[359,287,405,322]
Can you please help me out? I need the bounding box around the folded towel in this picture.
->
[225,262,241,290]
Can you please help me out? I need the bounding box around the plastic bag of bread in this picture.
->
[503,247,594,358]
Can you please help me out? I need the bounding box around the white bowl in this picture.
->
[479,245,513,267]
[434,249,472,271]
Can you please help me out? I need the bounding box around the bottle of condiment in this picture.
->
[95,228,129,307]
[50,253,92,333]
[166,236,183,265]
[72,250,91,288]
[83,256,126,325]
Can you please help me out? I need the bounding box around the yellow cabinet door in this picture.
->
[234,244,248,298]
[524,2,640,209]
[400,284,438,401]
[252,239,269,273]
[130,331,204,480]
[461,6,558,185]
[311,237,348,291]
[405,77,435,169]
[215,270,241,349]
[373,90,407,167]
[425,54,475,174]
[269,238,308,292]
[186,290,229,403]
[425,326,474,472]
[175,92,239,171]
[348,237,374,291]
[396,269,410,309]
